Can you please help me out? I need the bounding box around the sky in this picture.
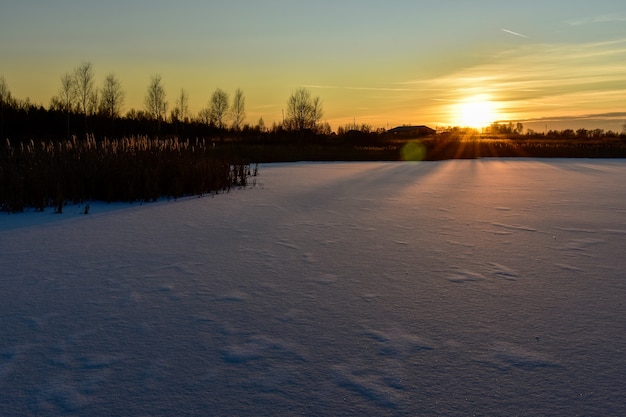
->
[1,0,626,132]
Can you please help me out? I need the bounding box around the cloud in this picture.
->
[299,38,626,128]
[520,112,626,123]
[501,28,529,38]
[515,112,626,132]
[402,38,626,124]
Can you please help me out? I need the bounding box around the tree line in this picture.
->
[0,62,327,141]
[3,64,626,142]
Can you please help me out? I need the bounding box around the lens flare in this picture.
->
[401,141,426,161]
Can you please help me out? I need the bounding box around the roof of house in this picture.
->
[387,125,436,134]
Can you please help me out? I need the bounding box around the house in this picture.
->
[387,125,436,137]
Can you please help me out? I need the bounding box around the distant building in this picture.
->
[387,125,436,137]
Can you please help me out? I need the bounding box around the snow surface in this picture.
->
[1,159,626,416]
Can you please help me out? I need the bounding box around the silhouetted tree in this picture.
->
[285,88,323,131]
[56,72,76,138]
[0,75,9,139]
[316,121,332,135]
[230,88,246,130]
[210,88,229,129]
[170,89,189,135]
[576,128,589,138]
[488,121,516,135]
[99,73,125,119]
[174,89,189,123]
[312,96,323,128]
[73,62,95,130]
[338,122,372,135]
[591,129,604,138]
[126,108,149,121]
[88,88,99,116]
[0,75,8,103]
[145,75,167,131]
[197,108,211,126]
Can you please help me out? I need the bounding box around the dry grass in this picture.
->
[1,136,254,213]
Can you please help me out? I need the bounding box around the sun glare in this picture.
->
[454,95,499,129]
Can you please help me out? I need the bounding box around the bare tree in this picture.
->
[317,121,332,135]
[73,62,95,125]
[312,96,323,127]
[0,75,10,139]
[99,73,124,119]
[145,75,167,130]
[285,88,322,131]
[174,89,189,123]
[56,72,76,138]
[0,75,9,106]
[197,108,211,126]
[58,72,75,112]
[88,89,99,116]
[230,88,246,130]
[210,88,229,129]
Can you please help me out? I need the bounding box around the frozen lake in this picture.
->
[1,159,625,416]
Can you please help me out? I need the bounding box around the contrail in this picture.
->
[501,28,529,38]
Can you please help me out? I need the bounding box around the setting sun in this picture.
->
[2,2,626,132]
[454,95,500,129]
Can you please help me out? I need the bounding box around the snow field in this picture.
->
[1,160,625,416]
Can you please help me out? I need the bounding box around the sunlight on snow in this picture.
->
[1,160,626,416]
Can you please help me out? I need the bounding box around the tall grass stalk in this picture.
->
[0,135,254,213]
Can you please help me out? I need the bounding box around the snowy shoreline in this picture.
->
[2,159,625,416]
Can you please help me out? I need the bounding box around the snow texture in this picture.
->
[1,159,625,416]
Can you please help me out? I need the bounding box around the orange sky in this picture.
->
[2,1,626,132]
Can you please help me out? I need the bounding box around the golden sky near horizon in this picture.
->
[2,0,626,132]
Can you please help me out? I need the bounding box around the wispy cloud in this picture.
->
[515,111,626,132]
[501,28,528,38]
[300,38,626,128]
[401,38,626,124]
[521,111,626,123]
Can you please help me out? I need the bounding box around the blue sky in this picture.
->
[2,0,626,130]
